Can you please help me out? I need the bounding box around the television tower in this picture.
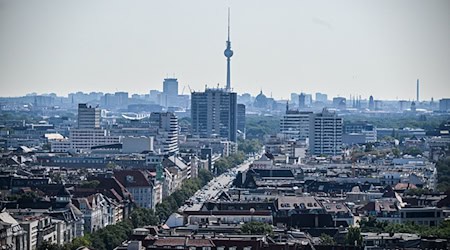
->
[224,8,233,91]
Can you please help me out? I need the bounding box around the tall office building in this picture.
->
[77,103,100,129]
[280,110,313,140]
[163,78,179,97]
[237,104,246,135]
[309,109,343,156]
[299,93,306,109]
[191,89,237,142]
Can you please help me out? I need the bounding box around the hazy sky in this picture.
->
[0,0,449,100]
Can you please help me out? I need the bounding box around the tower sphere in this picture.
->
[224,48,233,58]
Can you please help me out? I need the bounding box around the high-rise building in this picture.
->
[77,103,100,129]
[304,94,313,106]
[191,89,237,142]
[368,96,375,110]
[290,93,299,105]
[163,78,179,97]
[309,109,343,156]
[280,109,312,140]
[52,104,120,152]
[115,92,129,107]
[315,93,328,103]
[299,93,306,109]
[237,104,246,135]
[149,112,179,155]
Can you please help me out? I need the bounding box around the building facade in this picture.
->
[280,110,312,141]
[309,109,343,156]
[149,112,179,155]
[191,89,237,142]
[77,103,100,129]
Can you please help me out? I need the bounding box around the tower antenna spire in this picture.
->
[228,7,230,42]
[224,7,234,91]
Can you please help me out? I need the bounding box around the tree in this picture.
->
[403,147,423,157]
[79,180,100,188]
[66,236,91,250]
[241,221,273,235]
[106,162,119,169]
[319,233,336,245]
[437,157,450,192]
[345,226,363,246]
[130,208,159,228]
[238,139,262,154]
[364,143,374,152]
[198,169,213,186]
[37,241,64,250]
[392,148,401,157]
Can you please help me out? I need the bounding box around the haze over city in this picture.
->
[0,0,449,100]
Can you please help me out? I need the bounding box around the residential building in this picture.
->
[149,112,179,154]
[309,109,343,156]
[114,170,162,209]
[191,88,237,142]
[72,193,109,232]
[0,211,27,250]
[315,92,328,103]
[280,110,312,141]
[343,122,377,144]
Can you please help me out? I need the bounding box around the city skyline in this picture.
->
[0,0,449,100]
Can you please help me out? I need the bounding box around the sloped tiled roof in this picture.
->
[114,170,152,188]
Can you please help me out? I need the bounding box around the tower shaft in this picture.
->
[416,79,419,102]
[226,57,231,91]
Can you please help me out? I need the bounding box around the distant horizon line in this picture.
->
[0,91,446,102]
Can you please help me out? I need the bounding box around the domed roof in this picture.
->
[254,90,270,108]
[256,90,266,99]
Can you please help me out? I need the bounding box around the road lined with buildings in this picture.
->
[179,157,256,212]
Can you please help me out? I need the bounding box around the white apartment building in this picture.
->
[280,110,312,141]
[309,109,343,156]
[150,112,179,155]
[51,129,120,152]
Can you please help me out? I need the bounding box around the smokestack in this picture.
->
[416,79,419,102]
